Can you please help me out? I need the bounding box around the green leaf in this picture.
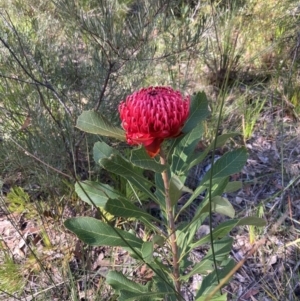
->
[106,270,176,300]
[236,216,266,227]
[152,235,165,247]
[75,181,125,207]
[182,237,233,280]
[177,218,203,258]
[214,132,241,148]
[76,111,125,140]
[178,179,231,259]
[186,132,241,170]
[100,154,157,202]
[152,274,178,301]
[172,123,204,174]
[169,174,185,206]
[105,198,158,224]
[200,148,248,184]
[119,290,175,301]
[154,173,167,210]
[224,181,242,193]
[142,241,153,263]
[106,270,150,295]
[93,141,119,164]
[195,259,235,299]
[211,196,235,218]
[176,181,209,218]
[178,177,229,220]
[183,92,210,133]
[64,217,143,248]
[130,147,166,173]
[190,217,266,249]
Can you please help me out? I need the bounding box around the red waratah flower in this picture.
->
[118,86,190,157]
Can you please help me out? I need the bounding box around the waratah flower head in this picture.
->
[118,86,190,157]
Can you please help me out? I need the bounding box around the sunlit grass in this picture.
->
[0,252,25,295]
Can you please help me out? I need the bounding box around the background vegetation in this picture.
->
[0,0,300,300]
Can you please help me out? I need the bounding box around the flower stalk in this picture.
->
[160,150,181,295]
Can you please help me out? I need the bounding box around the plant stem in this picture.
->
[160,151,181,295]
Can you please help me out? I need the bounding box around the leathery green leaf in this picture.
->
[211,196,235,218]
[172,122,204,174]
[195,259,235,299]
[75,181,125,207]
[106,270,150,295]
[183,91,210,133]
[224,181,242,193]
[142,241,154,263]
[105,198,158,223]
[100,154,157,202]
[64,217,143,248]
[169,174,185,206]
[190,217,266,249]
[186,132,242,171]
[200,148,248,183]
[77,111,125,140]
[182,237,233,280]
[130,147,166,173]
[93,141,119,164]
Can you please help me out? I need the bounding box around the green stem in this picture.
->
[160,151,181,295]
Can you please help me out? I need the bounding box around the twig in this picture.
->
[0,11,72,116]
[9,138,73,180]
[74,61,114,161]
[0,35,71,116]
[94,61,114,112]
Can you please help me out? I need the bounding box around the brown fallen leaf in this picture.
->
[139,264,154,281]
